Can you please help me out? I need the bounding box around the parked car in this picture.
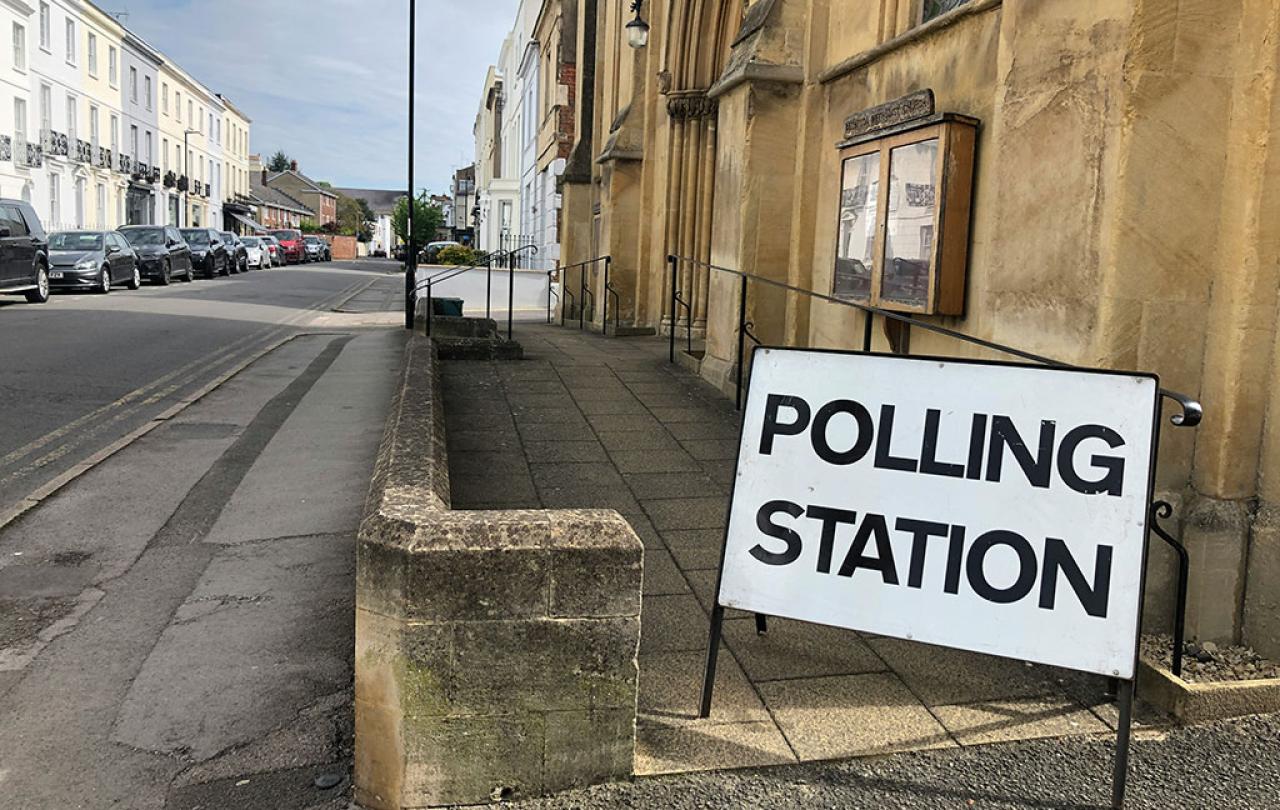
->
[0,199,50,303]
[303,235,329,262]
[221,231,249,273]
[180,228,231,278]
[260,235,283,267]
[270,229,306,264]
[48,231,140,293]
[422,241,460,264]
[240,236,268,269]
[118,225,194,285]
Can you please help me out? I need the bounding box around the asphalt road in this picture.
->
[0,258,401,517]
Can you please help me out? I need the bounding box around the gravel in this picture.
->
[476,713,1280,809]
[1141,633,1280,683]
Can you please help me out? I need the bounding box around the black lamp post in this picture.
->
[405,0,417,330]
[626,0,649,49]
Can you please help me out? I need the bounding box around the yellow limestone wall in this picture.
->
[564,0,1280,654]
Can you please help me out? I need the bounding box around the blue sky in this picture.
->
[113,0,518,193]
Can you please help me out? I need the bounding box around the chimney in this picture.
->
[261,167,268,186]
[289,160,298,172]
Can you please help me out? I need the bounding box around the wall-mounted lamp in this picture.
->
[626,0,649,49]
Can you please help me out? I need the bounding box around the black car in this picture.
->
[221,232,249,273]
[48,231,140,293]
[180,228,230,278]
[0,199,50,304]
[119,225,195,285]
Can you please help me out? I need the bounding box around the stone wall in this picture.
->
[354,337,642,809]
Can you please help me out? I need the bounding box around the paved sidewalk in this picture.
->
[441,323,1158,778]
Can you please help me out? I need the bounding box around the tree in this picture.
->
[392,194,445,247]
[268,151,292,172]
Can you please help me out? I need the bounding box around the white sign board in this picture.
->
[717,349,1160,679]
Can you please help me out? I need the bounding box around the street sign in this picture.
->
[712,348,1160,679]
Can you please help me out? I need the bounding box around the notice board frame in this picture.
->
[698,345,1164,810]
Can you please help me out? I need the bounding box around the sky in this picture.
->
[112,0,519,194]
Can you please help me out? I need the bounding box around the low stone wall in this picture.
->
[354,336,643,809]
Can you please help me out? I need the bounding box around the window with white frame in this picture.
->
[187,100,192,125]
[38,3,48,51]
[145,130,152,165]
[65,95,75,143]
[108,46,117,85]
[39,83,50,131]
[145,76,152,110]
[48,172,59,224]
[175,91,182,121]
[162,83,168,115]
[96,182,105,227]
[89,104,98,147]
[65,18,75,65]
[12,23,24,71]
[74,177,84,227]
[14,98,26,144]
[129,67,137,102]
[162,138,168,171]
[88,32,96,76]
[130,124,137,159]
[110,113,118,153]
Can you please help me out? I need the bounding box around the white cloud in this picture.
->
[118,0,518,191]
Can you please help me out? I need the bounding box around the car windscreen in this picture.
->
[49,232,104,251]
[181,230,210,245]
[271,230,299,241]
[121,229,164,246]
[241,237,262,246]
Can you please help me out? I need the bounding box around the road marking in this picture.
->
[0,278,374,515]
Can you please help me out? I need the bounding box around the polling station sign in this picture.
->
[715,349,1160,679]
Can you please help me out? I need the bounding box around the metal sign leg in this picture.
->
[698,605,726,719]
[1112,678,1135,809]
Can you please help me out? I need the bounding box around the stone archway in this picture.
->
[660,0,741,337]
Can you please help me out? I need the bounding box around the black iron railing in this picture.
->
[415,245,539,341]
[667,252,1203,676]
[557,255,613,332]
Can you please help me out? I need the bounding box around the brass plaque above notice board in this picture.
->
[833,110,977,316]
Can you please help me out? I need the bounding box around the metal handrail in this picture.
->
[667,253,1203,427]
[554,255,610,331]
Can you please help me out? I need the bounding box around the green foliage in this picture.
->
[436,245,478,266]
[392,194,446,246]
[267,150,292,172]
[299,218,320,233]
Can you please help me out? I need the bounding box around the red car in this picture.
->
[270,229,306,264]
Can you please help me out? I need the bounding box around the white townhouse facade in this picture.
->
[0,0,34,204]
[118,26,161,225]
[0,0,254,233]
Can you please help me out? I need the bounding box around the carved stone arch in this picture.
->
[659,0,743,336]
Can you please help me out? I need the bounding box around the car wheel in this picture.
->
[159,261,172,286]
[25,264,50,303]
[98,267,111,294]
[127,264,141,290]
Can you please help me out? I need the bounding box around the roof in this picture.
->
[267,170,340,199]
[249,178,315,216]
[331,187,406,216]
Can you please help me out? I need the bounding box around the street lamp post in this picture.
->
[183,128,199,227]
[405,0,417,330]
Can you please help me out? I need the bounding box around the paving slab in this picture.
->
[644,497,729,531]
[643,549,691,596]
[624,472,726,500]
[867,637,1062,707]
[932,697,1111,746]
[721,617,886,682]
[610,449,704,474]
[522,440,610,463]
[640,594,708,655]
[758,673,957,761]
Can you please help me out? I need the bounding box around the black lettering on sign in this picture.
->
[751,500,804,565]
[1058,424,1126,496]
[874,405,919,473]
[759,395,811,455]
[896,517,950,588]
[919,409,965,478]
[806,505,858,574]
[1040,537,1113,617]
[811,400,874,465]
[837,513,899,584]
[966,530,1038,604]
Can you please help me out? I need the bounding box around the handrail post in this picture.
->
[486,254,492,321]
[862,311,873,352]
[507,248,515,341]
[425,279,433,337]
[602,256,611,336]
[547,270,553,324]
[736,276,747,410]
[579,261,587,331]
[668,255,677,363]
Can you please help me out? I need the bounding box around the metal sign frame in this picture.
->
[698,345,1164,810]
